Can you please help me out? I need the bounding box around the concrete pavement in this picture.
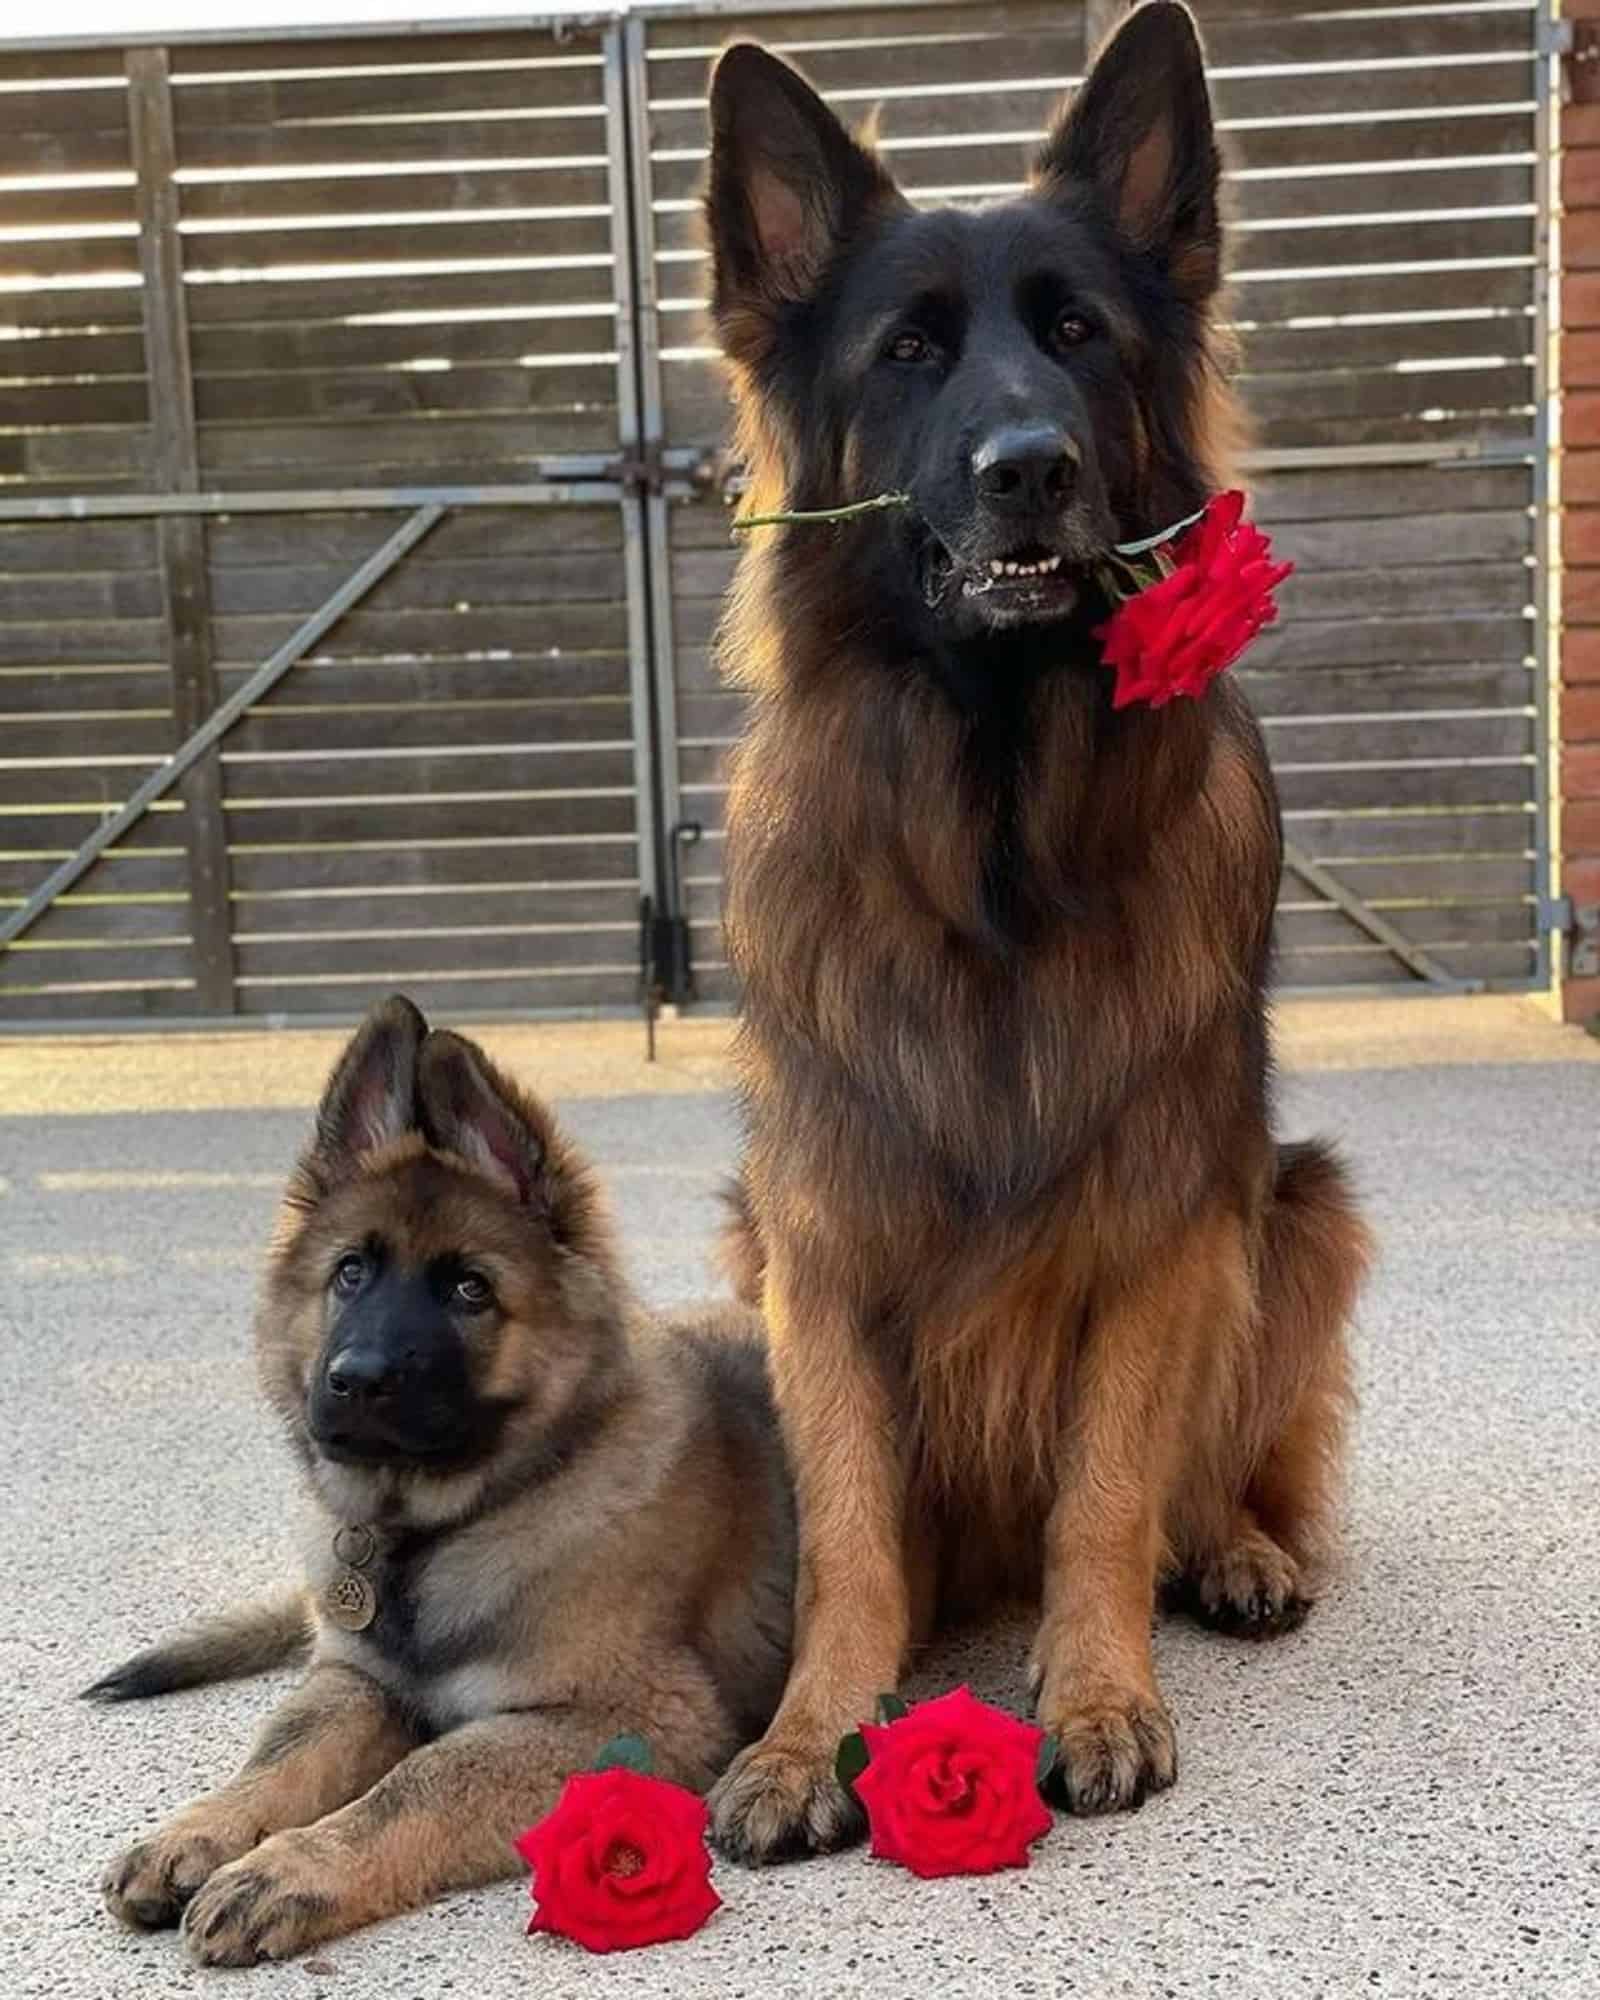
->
[2,999,1597,1999]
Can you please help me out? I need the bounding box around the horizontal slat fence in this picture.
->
[1,25,645,1020]
[633,0,1546,996]
[0,0,1554,1022]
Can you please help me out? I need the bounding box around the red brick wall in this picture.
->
[1564,9,1600,1021]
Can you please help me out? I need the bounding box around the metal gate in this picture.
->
[626,0,1560,1000]
[0,21,681,1023]
[0,0,1561,1025]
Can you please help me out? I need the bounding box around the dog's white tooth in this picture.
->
[1004,561,1019,576]
[989,558,1004,576]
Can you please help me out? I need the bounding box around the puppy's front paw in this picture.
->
[181,1833,341,1967]
[709,1737,863,1865]
[102,1814,247,1930]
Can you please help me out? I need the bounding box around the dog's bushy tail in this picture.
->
[83,1589,312,1703]
[1248,1139,1373,1577]
[1262,1139,1373,1351]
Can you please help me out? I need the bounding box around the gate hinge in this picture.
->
[1545,893,1599,977]
[619,439,665,498]
[1569,901,1600,980]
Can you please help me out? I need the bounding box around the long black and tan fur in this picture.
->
[699,3,1372,1861]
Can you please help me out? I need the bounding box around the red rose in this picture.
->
[514,1768,720,1954]
[852,1687,1053,1879]
[1096,488,1293,710]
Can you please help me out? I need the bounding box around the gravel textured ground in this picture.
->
[2,1000,1596,1999]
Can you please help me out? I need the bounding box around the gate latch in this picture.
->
[619,439,665,498]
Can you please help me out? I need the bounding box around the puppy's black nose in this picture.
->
[972,425,1079,514]
[325,1344,413,1405]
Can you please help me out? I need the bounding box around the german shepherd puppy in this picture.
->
[91,997,793,1964]
[701,3,1372,1862]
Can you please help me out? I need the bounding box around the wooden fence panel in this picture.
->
[0,0,1552,1020]
[0,24,642,1022]
[633,0,1544,1000]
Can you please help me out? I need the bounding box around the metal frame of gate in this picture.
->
[0,22,697,1029]
[622,0,1567,1004]
[0,0,1569,1026]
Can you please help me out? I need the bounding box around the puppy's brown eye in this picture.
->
[454,1273,493,1310]
[1052,311,1093,350]
[886,329,933,365]
[332,1253,366,1295]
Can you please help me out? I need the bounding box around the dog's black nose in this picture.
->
[325,1344,413,1405]
[972,425,1079,514]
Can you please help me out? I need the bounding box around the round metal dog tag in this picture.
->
[332,1523,377,1570]
[324,1568,377,1632]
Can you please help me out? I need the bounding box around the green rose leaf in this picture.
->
[835,1729,870,1795]
[1036,1734,1060,1791]
[590,1732,653,1776]
[875,1692,910,1725]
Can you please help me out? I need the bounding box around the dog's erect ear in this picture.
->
[417,1030,556,1207]
[1036,2,1221,303]
[310,994,426,1174]
[706,42,905,362]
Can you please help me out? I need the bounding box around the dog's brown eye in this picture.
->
[454,1273,493,1310]
[332,1253,366,1295]
[1052,312,1093,350]
[886,330,932,365]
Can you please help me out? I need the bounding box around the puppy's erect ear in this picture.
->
[309,994,426,1176]
[706,42,905,363]
[1036,2,1222,303]
[416,1030,557,1209]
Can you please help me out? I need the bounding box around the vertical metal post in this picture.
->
[623,13,685,869]
[602,22,662,928]
[126,46,236,1014]
[1530,4,1559,994]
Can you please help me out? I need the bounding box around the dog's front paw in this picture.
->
[1036,1688,1177,1815]
[102,1816,246,1930]
[709,1737,863,1864]
[181,1833,341,1967]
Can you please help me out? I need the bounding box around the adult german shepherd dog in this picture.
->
[703,3,1372,1862]
[91,998,793,1963]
